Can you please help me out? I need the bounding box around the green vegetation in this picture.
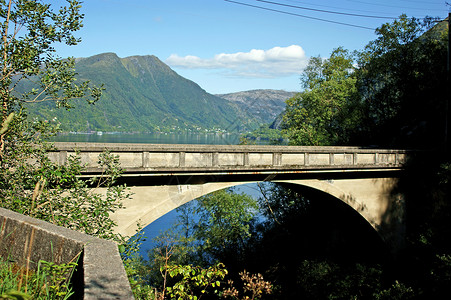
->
[282,15,447,148]
[283,47,360,146]
[0,256,77,300]
[240,124,287,145]
[23,53,260,133]
[121,189,273,299]
[0,0,132,239]
[0,1,133,297]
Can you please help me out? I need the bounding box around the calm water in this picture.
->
[51,132,242,145]
[52,132,264,258]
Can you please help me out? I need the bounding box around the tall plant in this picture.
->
[0,0,127,241]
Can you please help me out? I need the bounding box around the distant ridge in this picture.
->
[216,89,296,125]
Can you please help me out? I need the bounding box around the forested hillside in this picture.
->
[26,53,260,132]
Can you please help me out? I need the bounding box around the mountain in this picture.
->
[27,53,258,132]
[216,89,296,125]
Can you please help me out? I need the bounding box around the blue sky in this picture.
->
[55,0,449,94]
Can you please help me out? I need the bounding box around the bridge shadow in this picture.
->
[268,182,391,264]
[225,181,394,298]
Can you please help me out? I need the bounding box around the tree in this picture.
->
[355,14,447,147]
[0,0,126,241]
[142,189,259,284]
[283,47,361,146]
[191,189,258,266]
[134,189,273,299]
[1,0,102,150]
[240,124,287,145]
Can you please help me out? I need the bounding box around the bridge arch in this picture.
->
[51,142,408,253]
[111,176,405,253]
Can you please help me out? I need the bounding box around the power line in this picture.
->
[284,0,394,16]
[224,0,376,30]
[344,0,447,13]
[256,0,398,19]
[397,0,445,5]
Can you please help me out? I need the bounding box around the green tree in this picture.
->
[354,17,451,295]
[240,124,287,145]
[276,15,450,298]
[283,47,361,146]
[136,189,271,300]
[1,0,102,154]
[191,189,259,266]
[355,14,447,147]
[150,189,258,268]
[0,0,127,241]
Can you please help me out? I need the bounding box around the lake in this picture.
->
[51,132,265,258]
[51,132,243,145]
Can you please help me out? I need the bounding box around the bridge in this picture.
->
[51,142,409,252]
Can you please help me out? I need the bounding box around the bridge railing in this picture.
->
[49,142,408,175]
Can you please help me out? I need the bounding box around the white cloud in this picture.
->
[165,45,308,78]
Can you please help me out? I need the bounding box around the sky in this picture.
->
[54,0,449,94]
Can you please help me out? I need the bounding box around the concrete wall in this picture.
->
[0,208,134,299]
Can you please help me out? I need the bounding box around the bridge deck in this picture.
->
[50,143,408,178]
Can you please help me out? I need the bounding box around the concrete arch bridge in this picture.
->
[51,142,409,252]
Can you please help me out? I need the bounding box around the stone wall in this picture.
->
[0,208,134,299]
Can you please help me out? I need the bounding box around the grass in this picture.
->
[0,255,78,300]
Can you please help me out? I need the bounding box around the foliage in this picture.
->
[282,15,447,148]
[165,262,228,300]
[36,259,78,299]
[0,0,132,242]
[142,235,273,300]
[0,256,78,300]
[374,281,415,300]
[118,225,161,299]
[0,0,103,154]
[256,182,309,226]
[355,14,447,147]
[271,14,450,299]
[189,189,259,266]
[292,259,416,299]
[129,189,274,300]
[222,270,272,300]
[0,144,130,240]
[143,189,259,283]
[240,125,287,145]
[283,47,361,146]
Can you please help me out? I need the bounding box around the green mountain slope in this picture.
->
[27,53,257,132]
